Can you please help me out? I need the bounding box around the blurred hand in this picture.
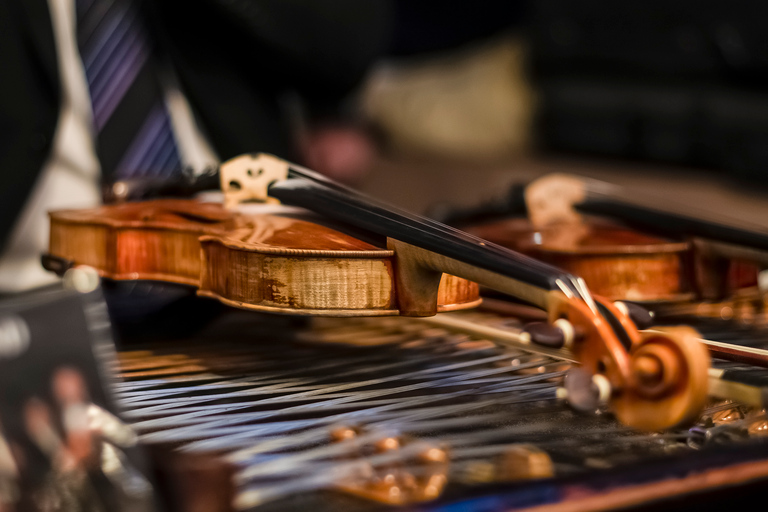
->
[299,124,377,185]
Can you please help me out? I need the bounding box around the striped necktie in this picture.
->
[75,0,181,179]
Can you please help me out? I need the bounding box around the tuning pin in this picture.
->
[614,301,655,330]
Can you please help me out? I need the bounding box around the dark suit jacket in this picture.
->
[0,0,392,252]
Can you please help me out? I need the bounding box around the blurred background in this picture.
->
[321,0,768,221]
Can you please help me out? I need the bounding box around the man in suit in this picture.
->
[0,0,392,292]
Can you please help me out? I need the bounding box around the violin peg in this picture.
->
[523,322,566,349]
[560,368,612,412]
[614,301,655,330]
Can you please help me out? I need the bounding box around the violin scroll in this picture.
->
[551,296,709,431]
[613,326,711,431]
[385,239,709,431]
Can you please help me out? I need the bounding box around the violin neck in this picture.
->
[268,171,582,303]
[577,181,768,253]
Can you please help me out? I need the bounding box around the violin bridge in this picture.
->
[524,173,587,228]
[332,431,449,506]
[219,153,290,208]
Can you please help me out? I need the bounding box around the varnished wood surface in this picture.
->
[465,217,688,255]
[465,217,692,302]
[48,199,480,316]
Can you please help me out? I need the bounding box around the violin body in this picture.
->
[48,199,480,316]
[464,217,693,303]
[463,215,763,313]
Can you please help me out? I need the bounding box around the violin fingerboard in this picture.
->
[269,176,576,295]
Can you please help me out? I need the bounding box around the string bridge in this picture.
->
[329,427,449,505]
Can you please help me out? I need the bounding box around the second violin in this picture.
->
[452,173,765,322]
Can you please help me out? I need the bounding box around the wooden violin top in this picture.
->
[48,199,480,316]
[464,217,689,256]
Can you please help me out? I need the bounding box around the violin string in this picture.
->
[582,179,768,240]
[273,176,585,298]
[421,309,768,374]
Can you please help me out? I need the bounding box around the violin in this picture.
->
[217,154,711,431]
[46,199,480,316]
[464,216,693,303]
[449,174,764,322]
[47,154,712,432]
[525,173,767,299]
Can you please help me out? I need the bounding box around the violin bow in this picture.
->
[216,153,711,432]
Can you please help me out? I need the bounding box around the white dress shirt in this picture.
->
[0,0,218,292]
